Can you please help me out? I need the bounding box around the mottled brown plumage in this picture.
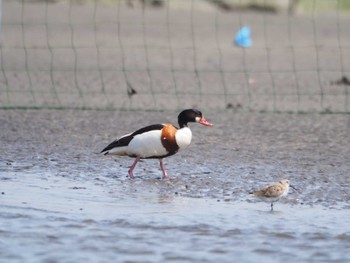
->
[251,179,294,211]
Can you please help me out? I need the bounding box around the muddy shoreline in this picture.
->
[1,109,350,262]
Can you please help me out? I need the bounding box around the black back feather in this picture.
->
[101,124,164,153]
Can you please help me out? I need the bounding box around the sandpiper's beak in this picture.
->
[290,185,299,193]
[199,118,213,126]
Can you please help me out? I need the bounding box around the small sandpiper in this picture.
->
[250,179,297,211]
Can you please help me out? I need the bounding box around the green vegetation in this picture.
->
[9,0,350,13]
[298,0,350,13]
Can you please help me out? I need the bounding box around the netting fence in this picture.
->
[0,0,349,113]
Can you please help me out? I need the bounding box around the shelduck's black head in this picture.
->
[177,109,213,128]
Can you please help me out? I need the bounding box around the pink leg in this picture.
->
[159,159,168,179]
[128,156,140,178]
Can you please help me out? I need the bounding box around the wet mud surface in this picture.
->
[1,110,350,262]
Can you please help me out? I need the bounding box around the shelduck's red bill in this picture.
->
[199,118,213,126]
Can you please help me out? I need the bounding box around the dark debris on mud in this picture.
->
[1,110,350,208]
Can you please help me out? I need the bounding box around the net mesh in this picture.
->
[0,0,350,113]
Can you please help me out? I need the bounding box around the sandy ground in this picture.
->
[2,109,350,204]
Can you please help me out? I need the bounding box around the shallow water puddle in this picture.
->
[1,171,350,262]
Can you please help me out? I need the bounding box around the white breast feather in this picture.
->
[175,127,192,151]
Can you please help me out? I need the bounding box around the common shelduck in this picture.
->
[101,109,213,179]
[250,179,297,211]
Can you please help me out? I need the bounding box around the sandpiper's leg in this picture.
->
[128,156,140,178]
[270,202,274,212]
[159,159,168,179]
